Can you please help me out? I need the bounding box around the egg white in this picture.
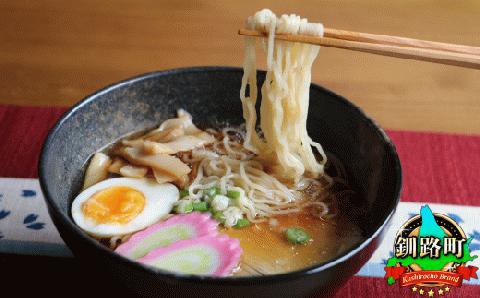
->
[72,177,178,237]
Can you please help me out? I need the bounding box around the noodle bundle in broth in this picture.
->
[72,9,363,277]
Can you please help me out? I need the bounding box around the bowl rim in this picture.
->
[39,66,402,284]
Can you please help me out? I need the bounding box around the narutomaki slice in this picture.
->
[138,235,242,276]
[115,213,218,260]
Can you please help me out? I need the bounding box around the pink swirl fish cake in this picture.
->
[138,235,242,276]
[115,212,218,260]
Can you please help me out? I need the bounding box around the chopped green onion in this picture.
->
[234,218,250,229]
[193,201,209,212]
[179,189,189,198]
[211,195,229,211]
[175,200,193,214]
[213,211,226,224]
[203,187,217,199]
[286,228,310,244]
[226,189,241,200]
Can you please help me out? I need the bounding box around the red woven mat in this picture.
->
[1,105,479,297]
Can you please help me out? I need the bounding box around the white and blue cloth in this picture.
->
[0,178,479,283]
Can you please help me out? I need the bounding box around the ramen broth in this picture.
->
[225,209,362,275]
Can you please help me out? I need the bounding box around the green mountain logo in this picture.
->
[385,205,477,285]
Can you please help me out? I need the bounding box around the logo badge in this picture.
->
[385,205,478,296]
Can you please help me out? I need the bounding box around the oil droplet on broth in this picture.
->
[223,211,361,276]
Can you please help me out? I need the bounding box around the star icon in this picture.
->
[438,289,444,295]
[445,286,450,292]
[412,286,418,292]
[419,289,425,295]
[428,289,434,297]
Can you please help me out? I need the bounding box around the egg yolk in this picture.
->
[82,186,145,224]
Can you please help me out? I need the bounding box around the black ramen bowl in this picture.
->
[39,66,401,298]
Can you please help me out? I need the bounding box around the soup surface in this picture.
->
[225,210,361,275]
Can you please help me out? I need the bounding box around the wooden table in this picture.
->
[1,0,479,134]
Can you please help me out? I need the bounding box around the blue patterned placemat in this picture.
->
[0,178,478,283]
[0,178,71,257]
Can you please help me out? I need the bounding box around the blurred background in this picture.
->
[1,0,479,133]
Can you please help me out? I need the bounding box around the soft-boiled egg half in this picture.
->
[72,177,178,237]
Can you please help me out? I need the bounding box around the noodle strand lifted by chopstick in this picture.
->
[240,9,327,183]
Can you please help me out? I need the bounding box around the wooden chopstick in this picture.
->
[239,29,480,70]
[323,28,480,55]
